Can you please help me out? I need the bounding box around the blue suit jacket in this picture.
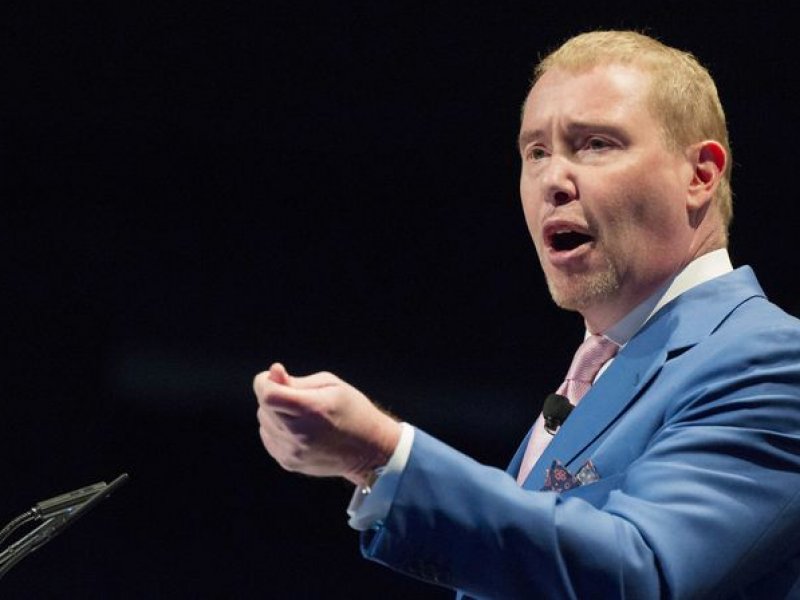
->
[361,267,800,599]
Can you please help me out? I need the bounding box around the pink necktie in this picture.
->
[517,334,619,484]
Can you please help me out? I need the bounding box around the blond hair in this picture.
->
[534,31,733,231]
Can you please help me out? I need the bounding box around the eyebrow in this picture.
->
[517,121,627,152]
[517,129,543,152]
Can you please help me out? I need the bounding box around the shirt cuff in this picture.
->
[346,422,415,531]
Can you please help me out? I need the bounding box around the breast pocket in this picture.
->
[562,471,625,508]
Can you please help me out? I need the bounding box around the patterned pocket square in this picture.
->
[541,459,600,492]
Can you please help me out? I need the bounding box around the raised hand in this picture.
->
[254,363,402,486]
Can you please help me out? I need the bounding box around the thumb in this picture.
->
[268,362,291,385]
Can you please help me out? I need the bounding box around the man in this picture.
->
[254,31,800,598]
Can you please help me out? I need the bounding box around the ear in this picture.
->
[687,140,726,212]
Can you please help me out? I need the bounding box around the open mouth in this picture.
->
[550,230,594,252]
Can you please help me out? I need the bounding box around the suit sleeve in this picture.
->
[359,320,800,599]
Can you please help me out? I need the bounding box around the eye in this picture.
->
[584,136,613,151]
[525,145,548,161]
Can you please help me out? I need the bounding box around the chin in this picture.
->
[546,264,621,312]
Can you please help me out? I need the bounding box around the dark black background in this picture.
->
[4,1,799,597]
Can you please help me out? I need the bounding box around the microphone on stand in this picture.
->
[542,393,573,435]
[0,473,129,580]
[32,481,109,520]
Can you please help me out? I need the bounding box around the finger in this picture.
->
[253,368,296,404]
[258,406,297,450]
[259,422,292,466]
[262,385,324,415]
[257,405,287,434]
[253,363,293,398]
[268,362,291,385]
[253,370,277,398]
[259,417,308,474]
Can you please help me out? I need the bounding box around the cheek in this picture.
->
[628,158,689,228]
[631,185,683,241]
[598,185,684,264]
[609,166,678,226]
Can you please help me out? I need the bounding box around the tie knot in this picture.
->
[565,334,619,384]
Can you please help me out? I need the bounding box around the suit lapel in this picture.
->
[506,428,532,478]
[519,266,765,490]
[523,324,669,488]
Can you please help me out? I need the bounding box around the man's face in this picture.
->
[519,63,696,331]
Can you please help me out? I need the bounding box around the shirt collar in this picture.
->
[599,248,734,347]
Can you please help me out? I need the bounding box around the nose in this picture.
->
[541,155,577,206]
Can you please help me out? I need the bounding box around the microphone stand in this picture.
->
[0,473,129,581]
